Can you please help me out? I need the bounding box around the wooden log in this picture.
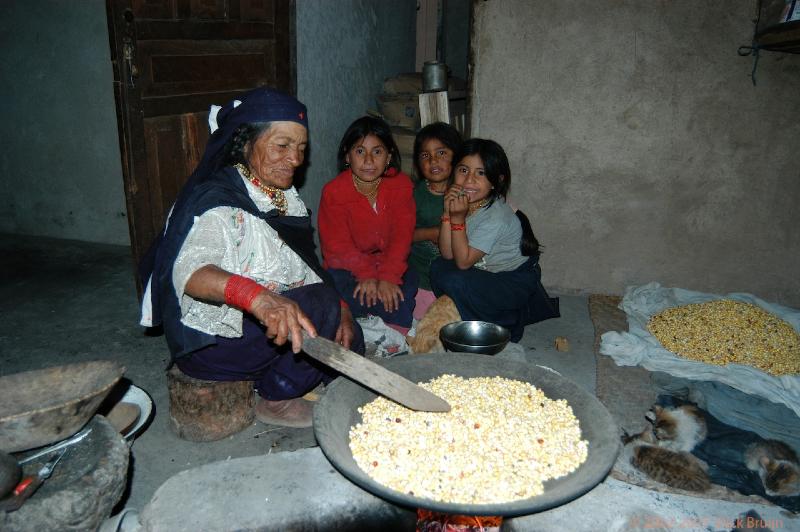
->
[167,366,254,441]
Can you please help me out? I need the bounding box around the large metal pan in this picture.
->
[0,361,125,452]
[313,353,620,517]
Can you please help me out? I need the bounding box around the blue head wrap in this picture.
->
[196,87,308,182]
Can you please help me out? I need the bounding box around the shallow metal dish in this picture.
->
[313,354,620,517]
[118,384,153,441]
[0,361,125,452]
[440,321,511,355]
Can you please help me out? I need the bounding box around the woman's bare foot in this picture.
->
[254,397,314,428]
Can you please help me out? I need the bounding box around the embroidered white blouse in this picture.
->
[153,170,322,338]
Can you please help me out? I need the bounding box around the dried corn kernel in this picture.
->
[647,299,800,376]
[348,375,588,504]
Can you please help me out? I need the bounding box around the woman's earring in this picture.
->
[345,162,350,167]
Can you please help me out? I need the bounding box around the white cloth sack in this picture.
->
[600,282,800,417]
[356,315,409,357]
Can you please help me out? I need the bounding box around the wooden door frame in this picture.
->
[106,0,297,296]
[106,0,148,273]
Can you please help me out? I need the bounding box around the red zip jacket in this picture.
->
[318,168,415,285]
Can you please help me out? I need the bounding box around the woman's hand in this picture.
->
[376,280,403,312]
[249,290,316,353]
[334,305,356,348]
[184,265,315,353]
[354,278,379,307]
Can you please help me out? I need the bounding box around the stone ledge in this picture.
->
[139,448,416,531]
[136,440,794,531]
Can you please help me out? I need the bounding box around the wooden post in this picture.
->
[418,91,451,127]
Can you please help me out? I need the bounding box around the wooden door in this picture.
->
[106,0,294,294]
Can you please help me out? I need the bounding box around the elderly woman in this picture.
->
[140,88,363,428]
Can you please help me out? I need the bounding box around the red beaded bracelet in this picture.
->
[224,275,266,312]
[440,215,450,223]
[450,223,466,231]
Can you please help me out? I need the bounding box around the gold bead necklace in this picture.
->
[352,172,382,205]
[467,198,489,217]
[235,163,288,215]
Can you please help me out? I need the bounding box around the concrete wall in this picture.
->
[471,0,800,307]
[295,0,416,226]
[0,1,129,245]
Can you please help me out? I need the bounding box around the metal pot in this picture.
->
[423,61,448,92]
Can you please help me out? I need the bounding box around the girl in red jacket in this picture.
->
[318,116,417,334]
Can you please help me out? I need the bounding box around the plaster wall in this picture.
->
[471,0,800,307]
[295,0,416,225]
[0,1,129,245]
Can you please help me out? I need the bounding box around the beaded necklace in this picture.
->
[352,172,382,206]
[425,180,447,195]
[235,163,288,215]
[467,198,489,217]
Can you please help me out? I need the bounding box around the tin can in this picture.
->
[422,61,448,92]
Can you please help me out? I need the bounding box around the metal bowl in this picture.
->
[313,354,620,517]
[0,361,125,452]
[439,321,511,355]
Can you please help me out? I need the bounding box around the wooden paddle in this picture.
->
[300,331,451,412]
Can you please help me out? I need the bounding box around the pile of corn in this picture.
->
[349,375,588,504]
[647,299,800,376]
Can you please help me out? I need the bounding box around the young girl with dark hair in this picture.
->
[318,116,417,334]
[409,121,463,318]
[431,138,559,342]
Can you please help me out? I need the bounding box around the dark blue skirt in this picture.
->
[327,267,418,328]
[176,283,365,400]
[430,257,559,342]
